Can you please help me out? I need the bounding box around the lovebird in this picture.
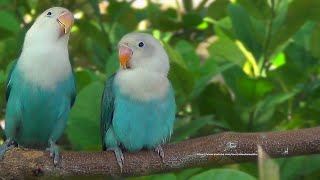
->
[101,32,176,171]
[0,7,76,165]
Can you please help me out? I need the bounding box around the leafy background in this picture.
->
[0,0,320,179]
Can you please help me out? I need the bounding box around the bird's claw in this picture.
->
[108,147,124,173]
[0,138,15,160]
[46,141,60,166]
[154,145,165,163]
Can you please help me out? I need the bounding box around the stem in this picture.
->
[260,0,276,75]
[248,109,255,131]
[175,0,183,20]
[195,0,209,11]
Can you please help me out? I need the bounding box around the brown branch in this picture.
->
[1,127,320,179]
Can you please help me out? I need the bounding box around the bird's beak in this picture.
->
[57,11,74,34]
[119,45,132,69]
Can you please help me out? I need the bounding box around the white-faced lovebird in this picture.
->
[101,32,176,171]
[0,7,76,165]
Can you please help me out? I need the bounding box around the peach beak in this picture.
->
[119,46,132,69]
[57,11,74,34]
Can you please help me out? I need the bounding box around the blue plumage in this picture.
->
[102,75,175,152]
[5,63,76,149]
[0,7,75,165]
[101,32,176,171]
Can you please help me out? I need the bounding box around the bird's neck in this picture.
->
[115,69,170,101]
[17,44,72,89]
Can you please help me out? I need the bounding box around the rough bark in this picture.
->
[0,127,320,179]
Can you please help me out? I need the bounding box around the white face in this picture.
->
[24,7,74,47]
[118,32,170,74]
[18,7,74,89]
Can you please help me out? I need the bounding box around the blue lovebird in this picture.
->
[0,7,76,165]
[101,33,176,171]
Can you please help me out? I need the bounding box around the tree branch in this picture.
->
[1,127,320,179]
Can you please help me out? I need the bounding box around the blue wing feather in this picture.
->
[101,74,116,150]
[6,61,17,102]
[70,70,76,107]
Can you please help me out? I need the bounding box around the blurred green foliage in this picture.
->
[0,0,320,179]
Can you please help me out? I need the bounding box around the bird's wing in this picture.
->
[101,73,116,150]
[6,61,17,102]
[70,70,77,107]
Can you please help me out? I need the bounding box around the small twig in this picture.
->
[13,1,28,28]
[195,0,209,11]
[260,0,276,75]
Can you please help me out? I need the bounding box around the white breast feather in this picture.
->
[115,69,170,101]
[17,44,71,89]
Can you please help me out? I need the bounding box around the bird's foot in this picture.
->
[108,147,124,172]
[154,145,165,163]
[0,138,15,160]
[46,140,60,165]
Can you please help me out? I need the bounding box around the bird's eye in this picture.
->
[46,12,52,16]
[138,42,144,48]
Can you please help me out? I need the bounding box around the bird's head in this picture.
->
[117,33,170,74]
[24,7,74,46]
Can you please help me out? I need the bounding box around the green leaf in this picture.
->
[105,52,119,79]
[237,77,274,103]
[74,69,100,92]
[227,3,262,59]
[163,42,188,69]
[291,21,316,50]
[165,42,196,106]
[27,0,39,9]
[310,24,320,59]
[182,12,202,28]
[0,11,20,34]
[269,0,320,53]
[236,0,271,20]
[129,173,176,180]
[192,60,235,99]
[207,0,230,20]
[278,154,320,180]
[253,91,298,129]
[108,1,138,30]
[176,168,204,180]
[214,17,234,39]
[173,115,214,141]
[67,81,104,150]
[175,40,200,72]
[109,22,130,46]
[222,66,273,105]
[169,61,195,107]
[0,0,11,6]
[190,169,257,180]
[195,82,239,131]
[272,53,286,68]
[0,29,15,41]
[268,42,318,90]
[208,35,246,65]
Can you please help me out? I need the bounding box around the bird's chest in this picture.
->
[112,89,173,151]
[114,70,169,101]
[17,57,71,89]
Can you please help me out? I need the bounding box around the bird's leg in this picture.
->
[154,145,165,163]
[0,138,15,160]
[46,139,60,165]
[108,147,124,172]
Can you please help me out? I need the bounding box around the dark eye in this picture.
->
[138,42,144,48]
[46,11,52,16]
